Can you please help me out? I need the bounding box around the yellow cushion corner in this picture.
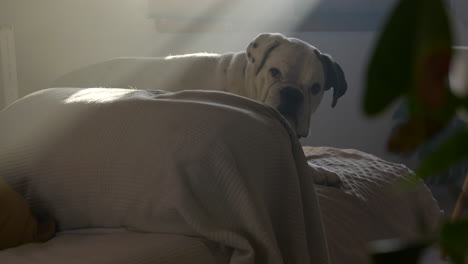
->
[0,178,55,250]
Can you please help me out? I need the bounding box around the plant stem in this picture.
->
[452,172,468,220]
[440,172,468,259]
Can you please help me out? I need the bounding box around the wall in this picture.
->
[1,0,466,167]
[0,0,157,97]
[451,0,468,45]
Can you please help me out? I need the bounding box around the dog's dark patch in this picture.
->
[247,52,251,58]
[252,57,255,63]
[253,42,258,48]
[277,87,303,124]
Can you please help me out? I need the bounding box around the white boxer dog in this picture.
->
[53,33,347,138]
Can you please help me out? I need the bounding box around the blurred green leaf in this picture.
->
[416,129,468,179]
[364,0,453,116]
[440,219,468,264]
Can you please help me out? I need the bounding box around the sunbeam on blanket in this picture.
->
[64,88,138,104]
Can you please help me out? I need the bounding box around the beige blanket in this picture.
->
[0,88,329,264]
[304,147,441,264]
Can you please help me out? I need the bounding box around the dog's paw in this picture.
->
[307,161,342,188]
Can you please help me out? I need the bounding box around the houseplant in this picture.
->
[363,0,468,262]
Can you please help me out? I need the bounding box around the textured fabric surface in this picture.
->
[305,147,442,264]
[0,88,328,264]
[0,230,221,264]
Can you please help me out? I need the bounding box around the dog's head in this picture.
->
[244,33,347,138]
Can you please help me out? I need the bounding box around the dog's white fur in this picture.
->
[53,33,347,138]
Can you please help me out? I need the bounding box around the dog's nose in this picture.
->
[280,87,304,105]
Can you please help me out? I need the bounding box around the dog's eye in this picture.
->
[310,83,321,95]
[269,68,282,79]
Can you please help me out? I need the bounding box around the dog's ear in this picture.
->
[314,50,347,108]
[246,33,285,75]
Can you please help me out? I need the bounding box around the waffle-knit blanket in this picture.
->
[0,88,328,264]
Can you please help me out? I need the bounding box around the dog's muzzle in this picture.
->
[276,86,304,136]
